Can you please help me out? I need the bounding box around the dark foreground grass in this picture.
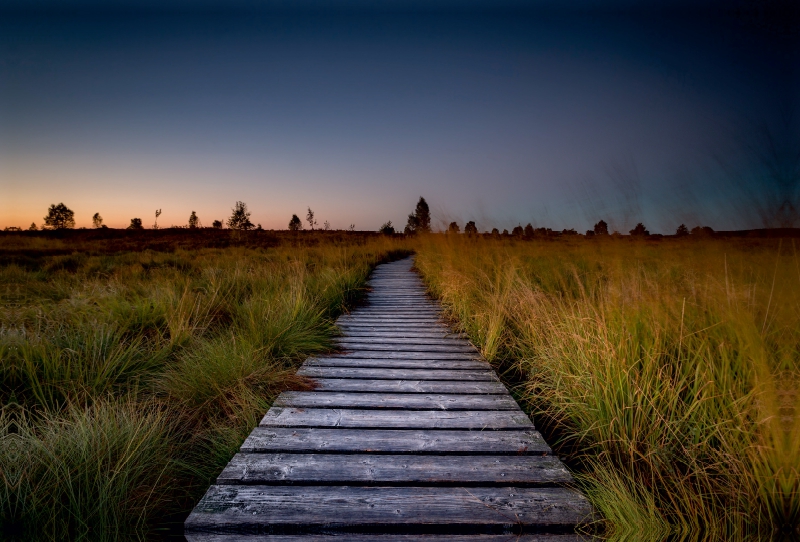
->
[0,231,410,540]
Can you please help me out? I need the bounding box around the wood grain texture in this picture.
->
[273,391,521,410]
[186,534,589,542]
[217,453,572,485]
[298,366,498,381]
[335,337,473,347]
[330,351,481,360]
[240,428,551,455]
[309,378,508,394]
[305,358,491,369]
[259,407,534,429]
[184,485,593,532]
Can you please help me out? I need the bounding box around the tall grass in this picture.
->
[0,236,410,540]
[414,235,798,540]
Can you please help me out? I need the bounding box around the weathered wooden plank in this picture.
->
[306,358,490,369]
[337,342,476,354]
[332,351,480,360]
[218,453,572,485]
[186,534,587,541]
[338,316,444,322]
[342,331,468,339]
[297,367,497,381]
[337,323,453,331]
[184,486,593,532]
[273,392,521,410]
[336,337,474,347]
[259,408,533,429]
[240,428,551,455]
[310,378,507,394]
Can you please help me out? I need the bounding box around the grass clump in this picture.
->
[415,235,798,540]
[0,235,410,540]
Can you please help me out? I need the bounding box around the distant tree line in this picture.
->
[4,200,719,238]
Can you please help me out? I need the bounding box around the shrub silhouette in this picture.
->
[127,218,144,230]
[227,201,254,230]
[92,213,103,229]
[447,221,460,234]
[691,226,714,236]
[379,221,395,235]
[524,223,534,237]
[464,221,477,235]
[491,228,500,237]
[212,220,223,229]
[594,220,609,235]
[629,223,650,236]
[188,211,199,229]
[511,225,524,236]
[676,224,689,237]
[288,214,302,231]
[43,203,75,230]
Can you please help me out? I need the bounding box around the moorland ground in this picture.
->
[0,230,411,539]
[1,229,797,540]
[416,235,799,540]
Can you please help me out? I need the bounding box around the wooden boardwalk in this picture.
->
[185,257,592,540]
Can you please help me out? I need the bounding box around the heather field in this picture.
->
[0,231,410,539]
[415,235,799,540]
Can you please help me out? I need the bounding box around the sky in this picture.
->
[1,1,797,232]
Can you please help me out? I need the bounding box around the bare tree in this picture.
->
[306,207,317,230]
[153,209,162,229]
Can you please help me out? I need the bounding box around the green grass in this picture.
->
[414,235,799,540]
[0,234,410,540]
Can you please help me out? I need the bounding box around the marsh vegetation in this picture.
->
[0,232,409,539]
[415,235,799,540]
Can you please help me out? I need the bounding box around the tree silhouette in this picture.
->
[491,228,500,236]
[676,224,689,237]
[523,223,534,237]
[227,201,254,230]
[502,229,509,236]
[43,203,75,229]
[629,223,650,236]
[414,197,431,232]
[288,214,302,231]
[188,211,199,229]
[512,225,524,236]
[212,220,223,229]
[306,208,317,230]
[447,221,460,234]
[405,197,431,234]
[128,218,143,230]
[92,213,103,229]
[379,221,395,235]
[29,222,38,231]
[464,221,477,235]
[593,220,609,235]
[323,220,330,231]
[153,209,162,230]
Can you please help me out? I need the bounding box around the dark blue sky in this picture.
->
[1,2,796,231]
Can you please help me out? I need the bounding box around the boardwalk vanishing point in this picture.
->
[185,257,593,540]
